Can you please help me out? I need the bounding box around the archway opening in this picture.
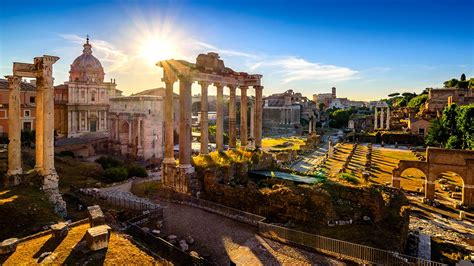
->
[435,171,464,206]
[400,167,426,194]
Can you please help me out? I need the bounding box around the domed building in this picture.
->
[54,37,121,138]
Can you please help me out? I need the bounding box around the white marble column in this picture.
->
[240,86,248,147]
[199,81,209,154]
[386,108,390,130]
[163,79,176,164]
[228,85,237,149]
[254,85,263,149]
[178,76,193,170]
[380,108,384,130]
[6,75,22,175]
[374,107,378,130]
[215,83,224,151]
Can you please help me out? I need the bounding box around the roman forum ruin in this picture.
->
[5,55,67,216]
[373,101,390,130]
[157,52,263,194]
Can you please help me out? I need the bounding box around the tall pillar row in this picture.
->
[374,107,378,130]
[163,79,176,164]
[254,85,263,149]
[215,83,224,152]
[6,75,22,176]
[228,85,237,149]
[178,77,193,170]
[199,82,209,154]
[240,86,248,147]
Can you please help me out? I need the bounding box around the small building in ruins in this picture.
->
[424,87,474,116]
[108,95,164,162]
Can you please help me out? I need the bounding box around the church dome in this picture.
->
[69,37,105,83]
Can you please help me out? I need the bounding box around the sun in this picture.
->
[139,36,179,65]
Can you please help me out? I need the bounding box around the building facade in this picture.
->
[54,38,121,138]
[424,87,474,115]
[109,95,164,162]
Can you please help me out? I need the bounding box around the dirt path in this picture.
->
[156,200,343,265]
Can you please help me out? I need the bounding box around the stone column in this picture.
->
[228,85,237,149]
[215,83,224,151]
[199,81,209,154]
[42,74,55,175]
[163,79,176,164]
[386,108,390,130]
[240,86,248,147]
[374,107,378,130]
[309,119,312,134]
[392,170,401,188]
[6,75,22,176]
[34,78,44,172]
[254,85,263,149]
[137,118,142,148]
[128,119,132,143]
[178,76,193,170]
[380,108,384,130]
[250,103,255,139]
[425,179,435,201]
[115,115,119,141]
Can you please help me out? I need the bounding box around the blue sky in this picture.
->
[1,0,473,100]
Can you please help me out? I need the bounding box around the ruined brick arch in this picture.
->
[392,147,474,207]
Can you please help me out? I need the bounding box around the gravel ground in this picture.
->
[157,200,344,265]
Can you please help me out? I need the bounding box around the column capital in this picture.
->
[162,77,177,84]
[5,75,21,85]
[239,85,249,90]
[214,83,224,88]
[198,81,210,88]
[177,74,193,83]
[254,85,264,90]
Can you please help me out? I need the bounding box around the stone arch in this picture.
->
[427,165,468,205]
[398,167,427,193]
[392,160,428,188]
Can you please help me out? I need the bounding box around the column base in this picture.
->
[6,168,23,176]
[41,172,67,218]
[163,157,176,165]
[178,164,194,174]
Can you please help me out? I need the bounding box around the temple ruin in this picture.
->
[392,147,474,207]
[5,55,67,216]
[157,52,263,194]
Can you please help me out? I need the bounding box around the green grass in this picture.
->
[262,137,306,151]
[338,172,360,184]
[55,156,104,192]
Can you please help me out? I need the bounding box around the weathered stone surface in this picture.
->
[86,225,111,251]
[50,222,69,238]
[179,240,189,252]
[185,235,195,245]
[87,205,105,227]
[0,238,19,254]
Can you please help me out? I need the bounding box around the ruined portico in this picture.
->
[5,55,67,217]
[373,101,390,130]
[392,147,474,207]
[157,53,263,194]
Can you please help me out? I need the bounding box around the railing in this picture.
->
[258,222,446,266]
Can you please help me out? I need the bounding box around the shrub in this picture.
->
[95,156,123,170]
[104,167,129,182]
[127,164,148,178]
[338,172,360,184]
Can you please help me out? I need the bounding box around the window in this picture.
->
[24,110,31,117]
[23,122,32,131]
[91,92,96,102]
[418,128,425,136]
[30,96,35,103]
[81,91,85,100]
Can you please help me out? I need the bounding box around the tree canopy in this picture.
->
[425,103,473,150]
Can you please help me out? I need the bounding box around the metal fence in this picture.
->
[258,222,446,266]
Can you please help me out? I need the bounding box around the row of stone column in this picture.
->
[162,78,263,170]
[6,72,56,176]
[374,107,390,130]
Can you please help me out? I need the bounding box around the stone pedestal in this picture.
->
[0,238,19,254]
[51,222,69,238]
[86,225,112,251]
[87,205,106,227]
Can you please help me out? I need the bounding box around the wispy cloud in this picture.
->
[60,34,129,73]
[189,40,257,59]
[250,56,359,83]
